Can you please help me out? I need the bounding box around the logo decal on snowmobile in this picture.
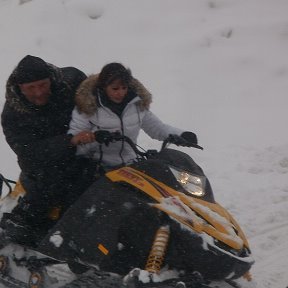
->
[115,169,145,187]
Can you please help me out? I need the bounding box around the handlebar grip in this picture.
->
[191,144,204,150]
[162,139,204,150]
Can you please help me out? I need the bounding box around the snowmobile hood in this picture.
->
[74,74,152,116]
[106,166,250,252]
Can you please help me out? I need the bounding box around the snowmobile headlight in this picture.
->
[170,167,206,197]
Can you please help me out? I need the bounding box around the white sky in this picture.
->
[0,0,288,287]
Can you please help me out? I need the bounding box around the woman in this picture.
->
[69,62,197,169]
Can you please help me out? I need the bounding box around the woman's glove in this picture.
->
[168,131,198,147]
[181,131,198,145]
[95,130,114,146]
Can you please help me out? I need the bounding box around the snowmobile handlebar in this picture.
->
[161,138,203,151]
[94,131,203,159]
[0,173,16,198]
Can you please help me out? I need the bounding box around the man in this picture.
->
[0,55,95,247]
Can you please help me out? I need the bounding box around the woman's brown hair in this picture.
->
[97,63,132,89]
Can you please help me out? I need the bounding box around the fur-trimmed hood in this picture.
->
[75,74,152,116]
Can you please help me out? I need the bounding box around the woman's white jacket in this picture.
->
[68,75,183,167]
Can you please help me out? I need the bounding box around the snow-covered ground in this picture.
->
[0,0,288,287]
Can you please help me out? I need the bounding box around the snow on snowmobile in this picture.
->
[0,133,255,288]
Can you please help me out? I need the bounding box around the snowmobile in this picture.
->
[0,134,255,288]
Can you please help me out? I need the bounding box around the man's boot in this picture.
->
[0,212,39,247]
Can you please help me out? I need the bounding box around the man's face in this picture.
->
[19,78,51,106]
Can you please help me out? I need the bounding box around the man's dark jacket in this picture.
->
[1,63,87,190]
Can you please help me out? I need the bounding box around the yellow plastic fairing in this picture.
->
[106,167,250,251]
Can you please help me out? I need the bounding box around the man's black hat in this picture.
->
[14,55,50,84]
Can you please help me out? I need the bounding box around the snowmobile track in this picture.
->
[62,270,214,288]
[0,274,27,288]
[62,270,123,288]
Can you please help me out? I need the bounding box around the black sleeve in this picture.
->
[1,105,76,168]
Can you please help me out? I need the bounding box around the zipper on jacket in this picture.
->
[97,92,140,166]
[117,99,141,165]
[97,96,125,166]
[118,116,125,166]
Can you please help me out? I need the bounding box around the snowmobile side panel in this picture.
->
[106,167,166,201]
[37,177,161,274]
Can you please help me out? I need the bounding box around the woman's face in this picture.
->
[104,79,128,103]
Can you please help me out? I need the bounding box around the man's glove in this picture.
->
[168,131,198,147]
[95,130,114,146]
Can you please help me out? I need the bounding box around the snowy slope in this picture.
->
[0,0,288,287]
